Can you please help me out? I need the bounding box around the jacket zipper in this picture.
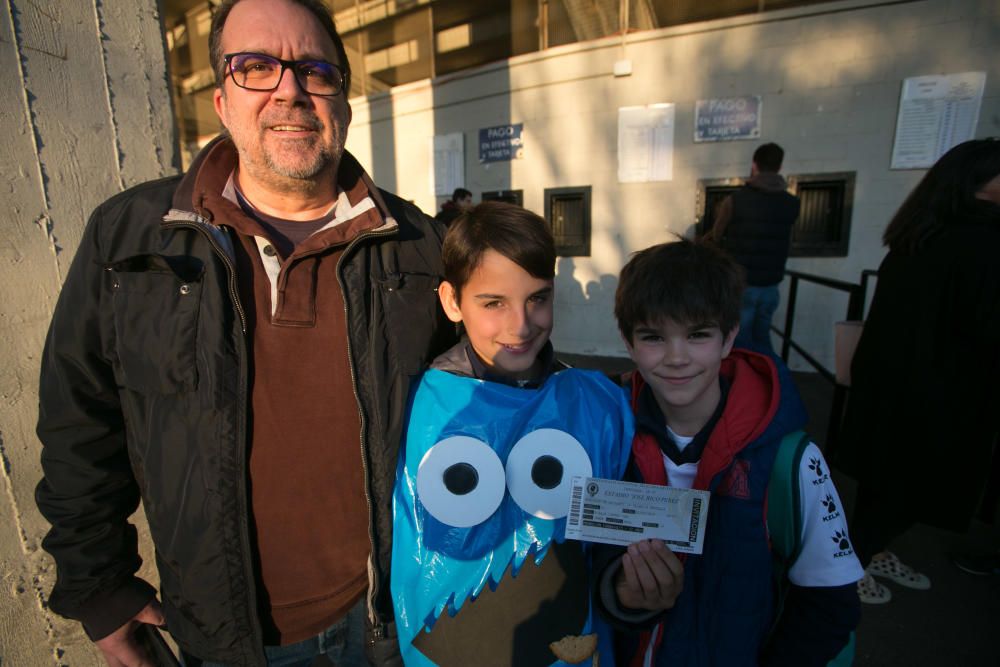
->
[161,215,265,664]
[335,224,398,639]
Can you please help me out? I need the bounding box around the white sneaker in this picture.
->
[857,572,892,604]
[868,552,931,590]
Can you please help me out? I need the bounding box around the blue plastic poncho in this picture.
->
[391,368,633,667]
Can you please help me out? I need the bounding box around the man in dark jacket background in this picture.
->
[707,142,800,355]
[34,0,454,665]
[434,187,473,226]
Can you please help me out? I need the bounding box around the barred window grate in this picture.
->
[697,172,854,258]
[788,173,854,257]
[545,186,591,257]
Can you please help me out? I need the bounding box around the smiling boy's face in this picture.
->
[625,317,737,435]
[439,249,554,381]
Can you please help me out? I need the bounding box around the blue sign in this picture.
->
[694,96,762,142]
[479,123,524,163]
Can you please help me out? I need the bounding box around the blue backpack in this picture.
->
[767,431,855,667]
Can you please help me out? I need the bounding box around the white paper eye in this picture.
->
[505,429,593,520]
[416,436,506,527]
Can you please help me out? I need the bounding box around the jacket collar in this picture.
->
[629,348,782,490]
[746,172,788,193]
[430,338,563,389]
[166,134,398,236]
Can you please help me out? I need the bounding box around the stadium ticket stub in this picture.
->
[564,476,710,554]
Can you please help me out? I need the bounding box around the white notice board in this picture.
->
[890,72,986,170]
[618,104,675,183]
[431,132,465,195]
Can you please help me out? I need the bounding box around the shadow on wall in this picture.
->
[365,93,398,195]
[553,256,625,358]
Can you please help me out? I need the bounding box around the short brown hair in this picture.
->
[615,237,745,343]
[442,201,555,300]
[209,0,352,93]
[752,142,784,173]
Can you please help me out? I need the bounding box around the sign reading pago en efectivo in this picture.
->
[479,123,524,163]
[694,96,761,142]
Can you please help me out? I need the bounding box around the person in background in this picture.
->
[706,142,800,356]
[837,138,1000,604]
[34,0,455,664]
[435,187,473,225]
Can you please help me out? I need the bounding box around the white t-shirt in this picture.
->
[664,428,864,587]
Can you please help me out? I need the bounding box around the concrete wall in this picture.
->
[0,2,176,664]
[345,0,1000,368]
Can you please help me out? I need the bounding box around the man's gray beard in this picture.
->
[263,144,334,181]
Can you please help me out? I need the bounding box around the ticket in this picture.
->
[563,476,710,554]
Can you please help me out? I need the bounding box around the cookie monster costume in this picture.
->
[391,368,633,667]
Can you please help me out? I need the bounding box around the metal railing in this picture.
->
[773,268,877,454]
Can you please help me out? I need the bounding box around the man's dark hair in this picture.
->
[752,143,784,173]
[209,0,352,94]
[883,137,1000,254]
[451,188,472,202]
[615,237,745,344]
[442,201,555,299]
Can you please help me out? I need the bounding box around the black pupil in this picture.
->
[531,455,563,490]
[443,462,479,495]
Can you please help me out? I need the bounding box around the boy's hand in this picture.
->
[615,539,684,611]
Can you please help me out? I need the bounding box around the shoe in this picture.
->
[867,551,931,590]
[857,572,891,604]
[952,551,1000,576]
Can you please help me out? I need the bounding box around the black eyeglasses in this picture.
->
[223,52,346,97]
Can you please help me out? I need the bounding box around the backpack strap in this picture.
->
[766,431,856,667]
[767,430,810,624]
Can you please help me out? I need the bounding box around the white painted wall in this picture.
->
[346,0,1000,369]
[1,2,175,664]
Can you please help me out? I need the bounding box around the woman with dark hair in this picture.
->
[837,138,1000,604]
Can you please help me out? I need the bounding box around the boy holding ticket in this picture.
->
[597,238,862,667]
[390,202,633,666]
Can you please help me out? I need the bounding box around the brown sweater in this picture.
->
[193,141,380,644]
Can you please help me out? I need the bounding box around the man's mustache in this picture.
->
[260,114,322,130]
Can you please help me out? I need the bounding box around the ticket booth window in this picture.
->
[787,173,855,257]
[545,186,591,257]
[697,173,854,258]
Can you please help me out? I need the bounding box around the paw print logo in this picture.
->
[822,494,837,514]
[808,457,824,477]
[832,530,851,551]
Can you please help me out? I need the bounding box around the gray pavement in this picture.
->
[792,368,999,667]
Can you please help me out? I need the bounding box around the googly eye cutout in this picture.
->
[416,436,506,528]
[505,429,593,520]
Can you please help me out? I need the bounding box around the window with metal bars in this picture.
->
[697,173,854,257]
[545,186,591,257]
[787,172,855,257]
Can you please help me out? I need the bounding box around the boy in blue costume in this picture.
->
[598,239,862,666]
[391,202,633,667]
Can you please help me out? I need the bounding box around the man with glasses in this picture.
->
[35,0,454,665]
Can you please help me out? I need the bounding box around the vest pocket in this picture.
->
[109,254,203,393]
